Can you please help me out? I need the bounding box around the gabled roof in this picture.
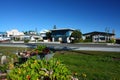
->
[83,31,115,36]
[51,28,75,31]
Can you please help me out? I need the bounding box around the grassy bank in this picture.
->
[0,46,120,80]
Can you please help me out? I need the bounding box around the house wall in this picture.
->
[7,29,24,37]
[0,32,7,37]
[116,39,120,44]
[51,30,73,43]
[92,35,106,42]
[0,32,10,41]
[84,34,114,42]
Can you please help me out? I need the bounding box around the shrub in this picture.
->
[34,45,47,54]
[24,39,29,43]
[70,30,82,42]
[83,39,92,42]
[7,57,73,80]
[35,45,46,51]
[0,64,8,73]
[107,38,115,43]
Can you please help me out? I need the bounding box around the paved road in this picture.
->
[0,43,120,52]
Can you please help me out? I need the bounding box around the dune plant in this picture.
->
[34,45,47,54]
[7,57,74,80]
[0,64,8,73]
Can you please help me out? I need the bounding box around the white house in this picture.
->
[7,29,24,37]
[39,29,50,42]
[83,31,115,42]
[6,29,24,40]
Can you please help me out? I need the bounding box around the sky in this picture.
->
[0,0,120,38]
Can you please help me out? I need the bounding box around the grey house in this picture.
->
[51,28,75,43]
[83,31,115,42]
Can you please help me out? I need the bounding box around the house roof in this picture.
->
[0,32,6,34]
[40,29,50,33]
[50,28,75,31]
[83,31,115,36]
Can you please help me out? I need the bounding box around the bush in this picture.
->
[34,45,47,52]
[0,64,8,73]
[33,45,50,55]
[70,30,82,43]
[7,57,73,80]
[107,38,115,43]
[83,39,92,42]
[24,39,29,43]
[71,39,83,43]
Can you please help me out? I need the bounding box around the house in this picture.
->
[24,30,37,35]
[0,32,7,38]
[23,30,41,42]
[0,32,10,42]
[51,28,75,43]
[6,29,24,40]
[39,30,50,42]
[83,31,115,42]
[7,29,24,37]
[116,38,120,44]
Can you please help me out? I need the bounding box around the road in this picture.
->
[0,43,120,52]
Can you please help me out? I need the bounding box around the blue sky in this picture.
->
[0,0,120,38]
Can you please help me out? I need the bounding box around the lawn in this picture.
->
[0,46,30,62]
[0,46,120,80]
[54,50,120,80]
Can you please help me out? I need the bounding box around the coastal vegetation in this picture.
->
[0,46,120,80]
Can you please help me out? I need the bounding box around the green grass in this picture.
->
[0,46,31,63]
[54,51,120,80]
[0,46,120,80]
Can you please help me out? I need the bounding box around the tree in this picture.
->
[70,30,82,43]
[46,32,52,41]
[53,25,57,29]
[23,31,28,35]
